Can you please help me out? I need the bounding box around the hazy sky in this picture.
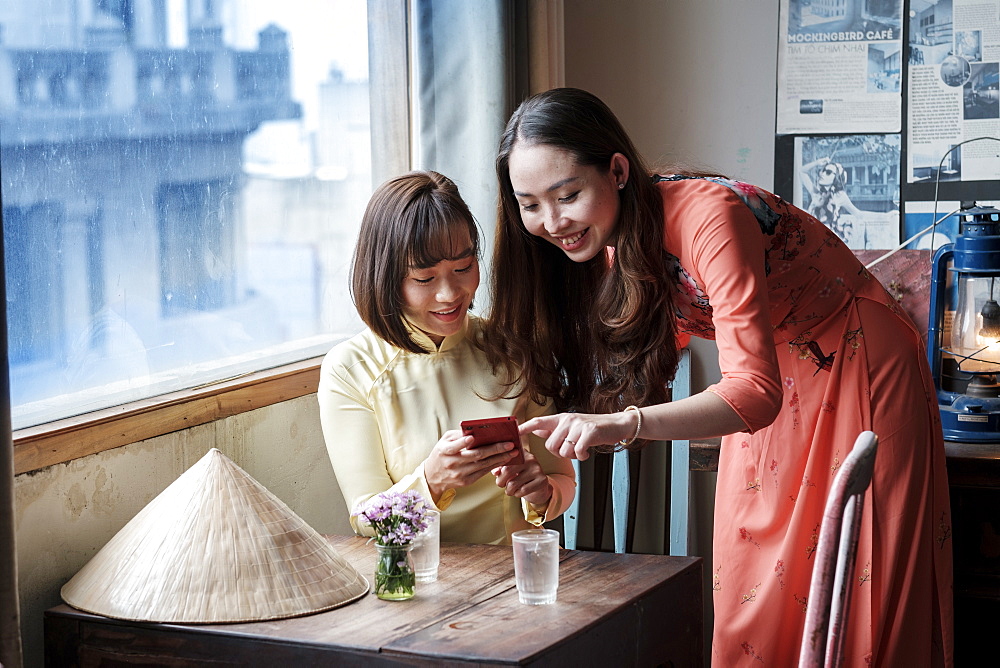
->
[224,0,369,80]
[168,0,370,129]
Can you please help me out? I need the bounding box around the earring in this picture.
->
[618,183,625,190]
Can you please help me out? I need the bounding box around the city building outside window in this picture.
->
[2,0,383,431]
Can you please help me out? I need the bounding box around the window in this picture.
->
[4,202,64,368]
[2,0,390,431]
[158,179,238,316]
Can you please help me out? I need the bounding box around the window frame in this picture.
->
[9,1,410,475]
[12,358,322,475]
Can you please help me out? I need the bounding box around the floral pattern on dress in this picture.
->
[740,526,762,549]
[774,559,787,589]
[805,523,820,559]
[788,332,836,375]
[665,252,715,337]
[937,512,952,549]
[740,642,765,663]
[657,175,953,664]
[741,582,762,604]
[658,174,870,350]
[788,391,801,430]
[655,174,783,236]
[777,309,825,333]
[844,326,864,361]
[658,175,788,338]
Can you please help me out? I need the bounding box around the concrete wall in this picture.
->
[14,395,349,666]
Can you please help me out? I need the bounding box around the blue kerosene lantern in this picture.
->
[928,202,1000,442]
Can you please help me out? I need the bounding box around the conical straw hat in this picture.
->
[61,448,369,623]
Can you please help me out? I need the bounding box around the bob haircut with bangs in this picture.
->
[351,170,479,353]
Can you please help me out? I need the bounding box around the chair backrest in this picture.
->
[562,349,693,555]
[798,430,879,668]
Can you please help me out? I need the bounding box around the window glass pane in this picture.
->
[2,0,373,429]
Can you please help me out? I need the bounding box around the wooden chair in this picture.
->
[798,430,879,668]
[563,348,693,555]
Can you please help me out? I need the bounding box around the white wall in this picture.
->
[564,0,780,656]
[14,395,349,666]
[565,1,777,185]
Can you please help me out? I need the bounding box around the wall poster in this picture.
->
[777,0,905,134]
[908,0,1000,184]
[904,199,1000,249]
[793,134,902,249]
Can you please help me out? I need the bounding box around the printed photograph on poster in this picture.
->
[963,63,999,120]
[904,200,1000,250]
[786,0,898,41]
[911,142,964,183]
[793,134,901,250]
[903,201,963,250]
[868,42,903,92]
[909,131,1000,186]
[777,0,904,134]
[908,0,957,68]
[907,0,1000,184]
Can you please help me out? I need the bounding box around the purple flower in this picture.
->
[353,490,431,546]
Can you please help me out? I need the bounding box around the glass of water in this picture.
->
[410,509,440,582]
[511,528,560,604]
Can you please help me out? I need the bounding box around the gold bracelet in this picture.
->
[617,405,642,447]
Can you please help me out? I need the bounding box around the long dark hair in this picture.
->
[483,88,681,437]
[351,170,479,354]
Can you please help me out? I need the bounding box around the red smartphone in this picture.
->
[460,416,524,465]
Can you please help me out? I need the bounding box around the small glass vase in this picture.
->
[374,542,416,601]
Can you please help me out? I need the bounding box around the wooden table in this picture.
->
[45,535,703,666]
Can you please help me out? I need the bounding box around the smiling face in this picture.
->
[401,225,480,345]
[508,143,628,262]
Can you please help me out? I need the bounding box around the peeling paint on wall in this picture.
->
[13,394,350,667]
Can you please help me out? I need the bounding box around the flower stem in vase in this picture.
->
[374,543,416,601]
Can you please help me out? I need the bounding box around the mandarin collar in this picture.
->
[402,315,471,354]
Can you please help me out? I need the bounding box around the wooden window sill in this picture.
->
[12,357,323,475]
[10,365,727,477]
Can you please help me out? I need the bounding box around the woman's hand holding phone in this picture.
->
[423,428,518,502]
[461,416,552,507]
[460,416,524,464]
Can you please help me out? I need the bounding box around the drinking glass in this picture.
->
[410,509,440,582]
[511,528,559,604]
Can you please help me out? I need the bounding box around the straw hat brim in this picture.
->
[61,448,369,623]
